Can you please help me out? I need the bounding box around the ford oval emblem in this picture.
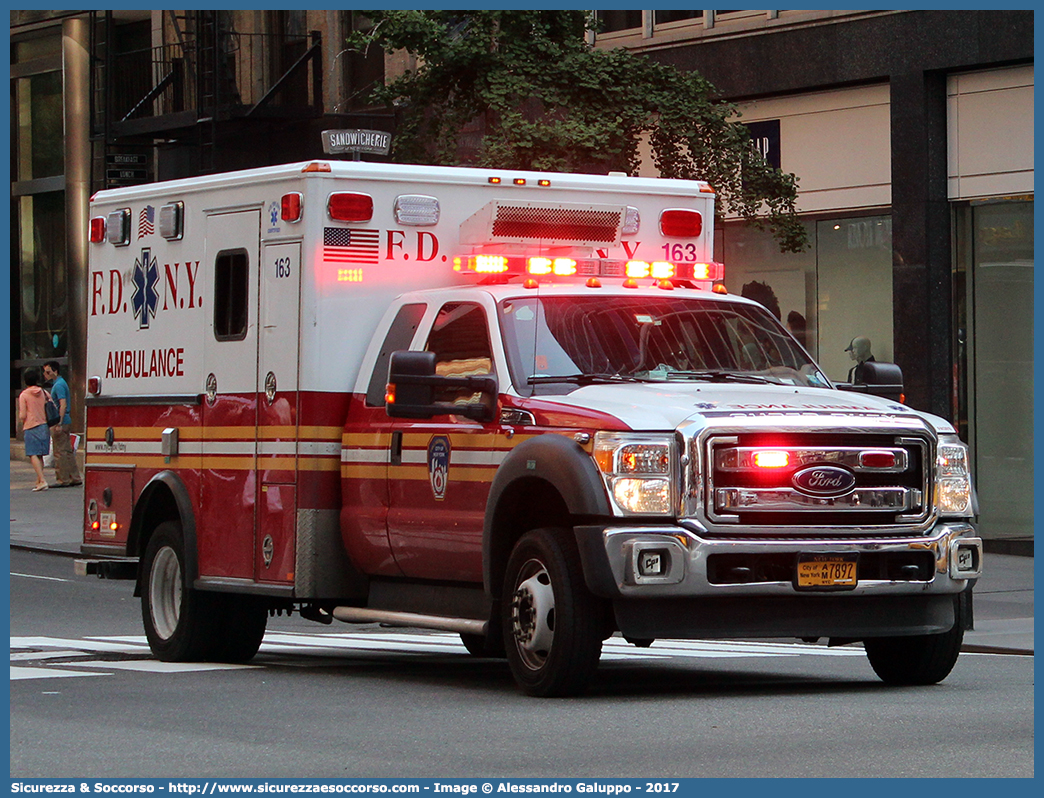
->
[792,465,857,497]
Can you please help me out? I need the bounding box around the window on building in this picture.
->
[596,10,643,33]
[214,249,249,340]
[654,11,703,25]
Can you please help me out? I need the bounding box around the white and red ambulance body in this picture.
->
[80,161,982,696]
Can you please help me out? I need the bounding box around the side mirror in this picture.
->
[837,361,905,403]
[385,350,498,423]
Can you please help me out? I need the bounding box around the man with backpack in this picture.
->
[42,361,81,488]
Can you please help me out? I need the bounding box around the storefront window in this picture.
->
[720,214,893,383]
[720,219,817,358]
[815,216,893,383]
[14,71,64,181]
[17,191,68,361]
[955,200,1033,541]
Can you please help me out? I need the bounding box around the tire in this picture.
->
[459,632,502,658]
[209,594,268,663]
[501,528,606,697]
[864,624,964,685]
[140,520,215,661]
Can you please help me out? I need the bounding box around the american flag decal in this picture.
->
[138,205,155,238]
[323,227,380,264]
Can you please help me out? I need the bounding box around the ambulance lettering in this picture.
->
[104,347,185,379]
[90,259,201,316]
[385,230,445,262]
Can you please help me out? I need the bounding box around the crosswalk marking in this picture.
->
[10,630,866,681]
[11,666,110,681]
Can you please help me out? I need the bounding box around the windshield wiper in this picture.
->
[528,373,652,386]
[663,369,774,385]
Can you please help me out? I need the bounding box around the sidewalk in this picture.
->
[7,447,1034,655]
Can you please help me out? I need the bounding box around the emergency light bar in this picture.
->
[452,254,723,283]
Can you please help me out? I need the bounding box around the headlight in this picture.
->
[593,432,675,516]
[935,436,974,517]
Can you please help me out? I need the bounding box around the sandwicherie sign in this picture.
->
[322,129,392,156]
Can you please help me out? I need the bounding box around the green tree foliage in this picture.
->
[349,10,807,252]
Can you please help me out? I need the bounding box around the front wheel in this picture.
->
[864,624,964,685]
[501,528,606,697]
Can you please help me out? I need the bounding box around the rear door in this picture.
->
[255,241,302,584]
[199,209,261,579]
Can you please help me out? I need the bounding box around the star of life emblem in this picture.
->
[131,248,161,329]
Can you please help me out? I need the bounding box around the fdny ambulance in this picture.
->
[79,160,982,696]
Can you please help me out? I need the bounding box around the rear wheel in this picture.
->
[864,624,964,685]
[209,594,268,663]
[501,528,606,697]
[141,521,214,661]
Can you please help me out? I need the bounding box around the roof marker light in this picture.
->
[713,284,729,294]
[302,162,332,173]
[488,177,502,184]
[538,179,551,187]
[513,178,526,186]
[586,277,602,288]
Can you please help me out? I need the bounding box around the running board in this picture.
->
[332,606,488,636]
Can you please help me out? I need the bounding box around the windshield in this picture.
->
[498,294,830,396]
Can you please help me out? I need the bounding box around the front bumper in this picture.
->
[575,521,981,640]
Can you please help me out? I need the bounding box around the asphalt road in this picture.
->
[9,549,1034,779]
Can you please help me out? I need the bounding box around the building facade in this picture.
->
[594,9,1033,549]
[9,10,1033,548]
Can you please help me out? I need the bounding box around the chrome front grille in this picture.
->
[703,433,931,531]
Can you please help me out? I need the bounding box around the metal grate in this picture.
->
[491,206,621,243]
[704,433,931,531]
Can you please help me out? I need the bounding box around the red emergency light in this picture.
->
[453,254,722,284]
[89,217,106,243]
[328,192,373,223]
[753,450,790,469]
[659,209,703,238]
[281,192,303,223]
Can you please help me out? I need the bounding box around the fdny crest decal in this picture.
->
[427,435,450,501]
[131,248,160,329]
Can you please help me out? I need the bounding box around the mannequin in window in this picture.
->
[845,336,876,383]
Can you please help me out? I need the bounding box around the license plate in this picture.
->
[796,554,858,589]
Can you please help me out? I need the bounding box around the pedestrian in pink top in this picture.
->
[18,367,51,491]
